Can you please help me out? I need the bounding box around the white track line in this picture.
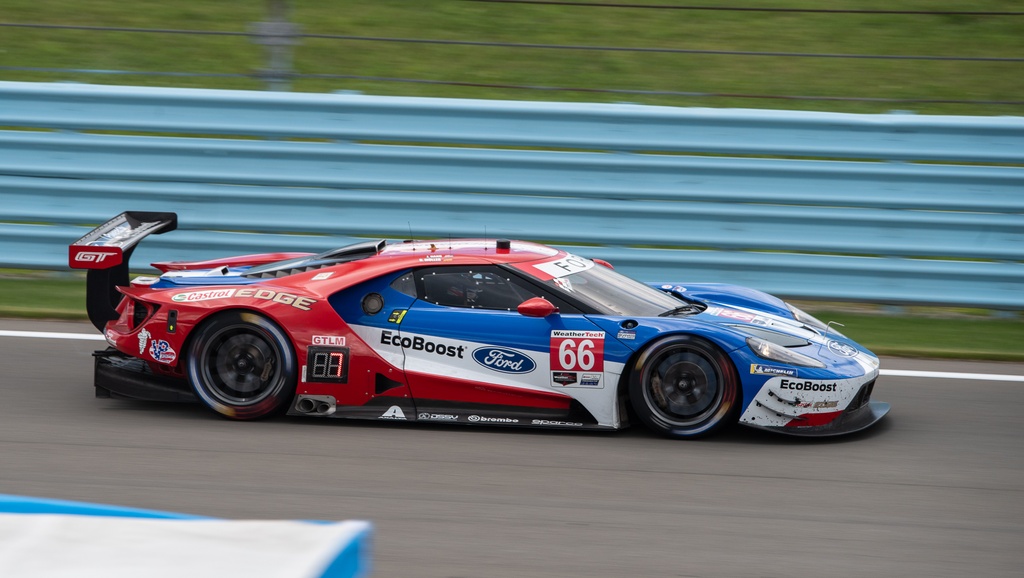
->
[0,330,106,341]
[3,330,1022,382]
[879,369,1024,382]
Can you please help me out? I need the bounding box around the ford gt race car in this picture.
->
[69,212,889,438]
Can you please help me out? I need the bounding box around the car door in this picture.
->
[393,265,616,426]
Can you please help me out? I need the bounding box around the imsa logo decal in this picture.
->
[472,347,536,374]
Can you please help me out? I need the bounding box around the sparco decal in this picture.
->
[467,415,519,423]
[471,347,536,374]
[751,363,797,377]
[532,419,583,427]
[779,379,838,392]
[381,331,465,358]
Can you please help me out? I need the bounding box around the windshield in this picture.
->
[521,256,686,316]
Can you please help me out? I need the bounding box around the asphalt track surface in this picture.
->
[2,320,1022,577]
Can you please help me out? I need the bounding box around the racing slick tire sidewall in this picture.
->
[628,335,739,439]
[186,310,296,420]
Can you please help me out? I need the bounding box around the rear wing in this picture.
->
[69,212,178,331]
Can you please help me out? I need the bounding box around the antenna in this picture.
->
[818,321,846,356]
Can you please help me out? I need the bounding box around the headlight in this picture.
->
[786,303,845,338]
[747,336,826,368]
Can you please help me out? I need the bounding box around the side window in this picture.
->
[417,267,541,311]
[390,271,416,297]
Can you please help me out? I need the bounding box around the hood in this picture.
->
[649,282,791,318]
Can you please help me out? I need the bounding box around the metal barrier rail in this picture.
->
[1,81,1021,307]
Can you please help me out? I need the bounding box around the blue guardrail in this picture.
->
[0,81,1021,307]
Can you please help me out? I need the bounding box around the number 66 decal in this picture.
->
[551,330,604,372]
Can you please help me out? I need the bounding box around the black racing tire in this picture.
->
[186,310,296,420]
[628,335,739,439]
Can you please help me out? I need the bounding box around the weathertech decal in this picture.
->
[550,330,604,373]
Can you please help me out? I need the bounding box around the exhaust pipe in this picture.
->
[293,395,336,416]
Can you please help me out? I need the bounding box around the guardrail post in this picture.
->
[249,0,301,91]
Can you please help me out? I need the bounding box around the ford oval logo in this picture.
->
[827,340,859,357]
[472,347,536,374]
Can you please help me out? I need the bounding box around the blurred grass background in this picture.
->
[1,0,1022,114]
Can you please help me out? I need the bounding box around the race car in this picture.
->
[69,211,889,438]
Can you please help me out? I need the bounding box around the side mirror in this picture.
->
[517,297,559,318]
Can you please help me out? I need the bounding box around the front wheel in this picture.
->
[628,335,739,439]
[186,311,296,420]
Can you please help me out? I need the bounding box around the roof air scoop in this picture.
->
[242,239,386,279]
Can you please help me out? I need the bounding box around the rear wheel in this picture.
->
[628,335,739,439]
[186,311,296,420]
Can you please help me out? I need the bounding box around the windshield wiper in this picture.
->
[658,304,702,317]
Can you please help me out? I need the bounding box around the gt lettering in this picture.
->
[74,252,113,263]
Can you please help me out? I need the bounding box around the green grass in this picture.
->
[3,275,1021,361]
[795,306,1024,361]
[0,0,1022,115]
[0,274,87,320]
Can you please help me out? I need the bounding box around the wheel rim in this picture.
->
[199,325,281,406]
[643,349,722,426]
